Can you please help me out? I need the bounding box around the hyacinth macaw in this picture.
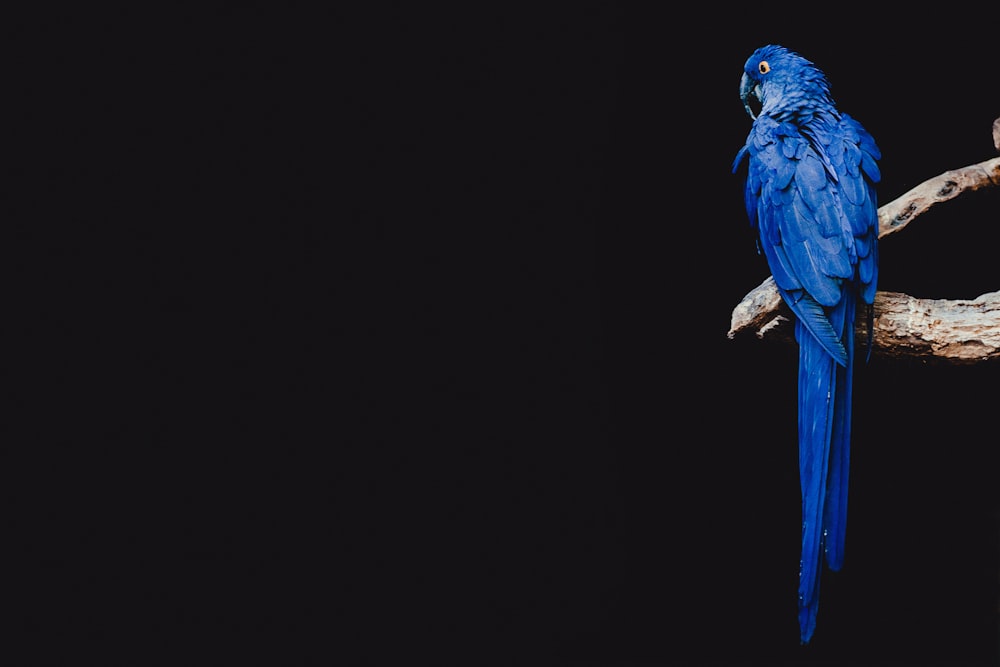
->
[732,45,880,644]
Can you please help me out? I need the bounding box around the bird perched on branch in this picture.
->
[732,45,880,644]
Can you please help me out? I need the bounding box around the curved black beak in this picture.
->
[739,73,760,120]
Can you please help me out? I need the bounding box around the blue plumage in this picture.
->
[732,45,880,644]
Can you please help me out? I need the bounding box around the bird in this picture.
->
[731,45,880,644]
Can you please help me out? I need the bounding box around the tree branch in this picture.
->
[877,156,1000,239]
[871,290,1000,363]
[728,120,1000,364]
[729,281,1000,364]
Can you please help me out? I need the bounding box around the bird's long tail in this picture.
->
[796,292,854,645]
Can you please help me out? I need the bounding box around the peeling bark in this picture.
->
[877,156,1000,239]
[872,290,1000,363]
[728,282,1000,364]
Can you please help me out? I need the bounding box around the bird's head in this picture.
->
[739,45,833,121]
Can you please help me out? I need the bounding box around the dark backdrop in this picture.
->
[7,6,999,666]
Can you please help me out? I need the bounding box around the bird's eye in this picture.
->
[758,61,770,74]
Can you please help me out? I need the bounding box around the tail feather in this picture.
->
[796,316,837,644]
[795,291,853,644]
[823,294,855,570]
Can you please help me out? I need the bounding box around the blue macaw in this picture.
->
[732,45,880,644]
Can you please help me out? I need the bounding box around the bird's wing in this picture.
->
[736,116,857,365]
[831,114,881,305]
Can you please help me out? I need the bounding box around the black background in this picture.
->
[6,5,1000,666]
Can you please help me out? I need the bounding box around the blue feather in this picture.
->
[734,45,879,644]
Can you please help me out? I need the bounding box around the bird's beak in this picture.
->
[740,73,760,120]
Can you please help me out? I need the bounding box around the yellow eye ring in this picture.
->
[758,61,770,74]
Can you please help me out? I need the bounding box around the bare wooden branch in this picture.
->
[728,120,1000,364]
[728,275,784,340]
[878,156,1000,239]
[728,284,1000,364]
[872,290,1000,363]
